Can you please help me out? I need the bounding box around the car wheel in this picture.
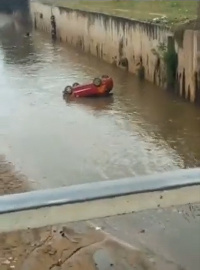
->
[102,75,109,78]
[63,85,73,95]
[93,77,102,87]
[72,82,80,87]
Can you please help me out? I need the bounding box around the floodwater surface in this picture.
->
[0,13,200,189]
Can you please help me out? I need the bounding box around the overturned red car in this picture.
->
[63,75,113,98]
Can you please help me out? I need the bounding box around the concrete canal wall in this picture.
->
[30,2,200,104]
[176,30,200,102]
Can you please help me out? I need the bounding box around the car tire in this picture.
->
[63,85,73,95]
[72,82,80,87]
[93,77,102,87]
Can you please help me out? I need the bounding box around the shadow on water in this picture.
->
[0,11,34,65]
[63,95,114,112]
[120,78,200,167]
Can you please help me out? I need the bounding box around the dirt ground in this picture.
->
[0,223,158,270]
[0,155,158,270]
[0,155,29,196]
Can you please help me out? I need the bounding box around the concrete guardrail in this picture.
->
[0,168,200,232]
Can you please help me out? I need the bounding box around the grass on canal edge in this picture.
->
[39,0,198,26]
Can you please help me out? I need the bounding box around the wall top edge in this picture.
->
[35,2,170,32]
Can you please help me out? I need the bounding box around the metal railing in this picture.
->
[0,168,200,233]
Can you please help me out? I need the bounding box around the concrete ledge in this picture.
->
[55,4,170,31]
[0,168,200,214]
[0,168,200,232]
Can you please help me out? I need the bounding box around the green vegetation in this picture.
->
[164,47,178,89]
[40,0,198,26]
[151,40,178,88]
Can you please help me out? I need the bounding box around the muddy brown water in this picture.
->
[0,14,200,189]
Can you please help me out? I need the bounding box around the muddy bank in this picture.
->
[0,155,29,195]
[0,223,158,270]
